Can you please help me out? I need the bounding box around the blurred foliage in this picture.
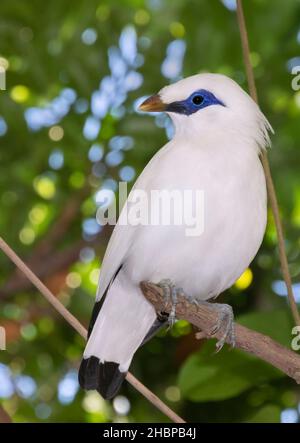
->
[0,0,300,423]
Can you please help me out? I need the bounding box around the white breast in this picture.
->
[123,136,267,301]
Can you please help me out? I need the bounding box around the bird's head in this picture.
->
[139,73,273,151]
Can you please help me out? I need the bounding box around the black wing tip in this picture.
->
[87,301,103,338]
[79,356,126,400]
[87,265,123,339]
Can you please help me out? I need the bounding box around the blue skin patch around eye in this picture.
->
[166,89,225,115]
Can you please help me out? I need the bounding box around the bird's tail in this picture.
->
[79,270,157,399]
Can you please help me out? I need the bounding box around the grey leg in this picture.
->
[157,279,180,326]
[157,279,172,304]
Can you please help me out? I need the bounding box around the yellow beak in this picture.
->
[138,94,167,112]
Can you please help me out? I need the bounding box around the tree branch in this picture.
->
[140,282,300,384]
[0,228,111,299]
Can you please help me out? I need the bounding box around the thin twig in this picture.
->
[236,0,300,326]
[0,236,185,424]
[141,282,300,384]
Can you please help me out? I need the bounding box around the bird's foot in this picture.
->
[157,279,184,326]
[155,280,235,350]
[191,300,235,351]
[207,303,236,351]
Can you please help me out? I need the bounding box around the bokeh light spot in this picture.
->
[35,403,52,419]
[15,375,37,398]
[80,247,95,263]
[66,272,82,289]
[48,125,64,141]
[96,4,110,22]
[10,85,30,103]
[234,268,253,290]
[169,22,185,38]
[58,370,79,404]
[134,9,150,26]
[49,149,64,169]
[0,116,8,136]
[113,395,131,415]
[20,323,37,341]
[19,227,35,245]
[34,175,56,199]
[82,391,107,413]
[29,204,48,225]
[89,268,100,285]
[88,144,104,162]
[119,165,135,182]
[165,386,181,402]
[0,56,9,70]
[281,408,298,423]
[81,28,98,45]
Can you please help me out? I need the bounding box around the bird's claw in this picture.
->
[185,292,199,307]
[208,303,236,351]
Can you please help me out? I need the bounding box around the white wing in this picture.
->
[96,142,172,300]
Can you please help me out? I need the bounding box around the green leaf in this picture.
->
[178,310,292,402]
[246,405,281,423]
[237,309,293,347]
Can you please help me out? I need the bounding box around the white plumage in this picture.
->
[80,73,272,399]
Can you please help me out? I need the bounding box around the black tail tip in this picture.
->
[78,356,126,400]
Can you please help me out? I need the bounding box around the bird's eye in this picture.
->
[192,95,204,106]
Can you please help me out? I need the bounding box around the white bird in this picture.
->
[79,73,272,399]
